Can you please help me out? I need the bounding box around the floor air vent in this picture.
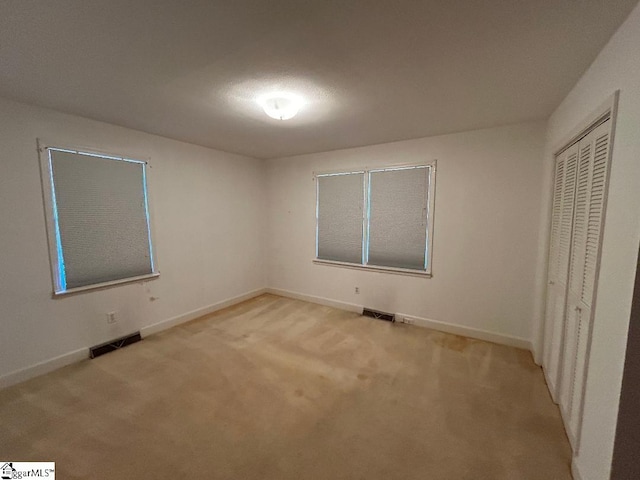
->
[362,308,395,323]
[90,332,142,359]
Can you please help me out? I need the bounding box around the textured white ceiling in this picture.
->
[0,0,637,159]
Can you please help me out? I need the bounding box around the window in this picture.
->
[315,162,436,276]
[39,144,158,295]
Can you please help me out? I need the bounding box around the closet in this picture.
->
[543,113,614,452]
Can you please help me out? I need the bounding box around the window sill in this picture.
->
[53,272,160,297]
[313,259,432,278]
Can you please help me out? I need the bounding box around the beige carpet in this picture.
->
[0,294,571,479]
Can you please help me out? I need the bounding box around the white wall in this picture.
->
[266,122,546,346]
[534,3,640,479]
[0,98,267,383]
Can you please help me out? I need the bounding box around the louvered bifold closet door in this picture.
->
[559,132,592,429]
[543,156,566,372]
[544,142,579,396]
[560,119,612,451]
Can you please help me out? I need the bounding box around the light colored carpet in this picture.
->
[0,294,571,479]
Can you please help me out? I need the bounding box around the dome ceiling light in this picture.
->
[256,92,304,120]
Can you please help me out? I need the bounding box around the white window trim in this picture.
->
[313,160,437,278]
[37,139,160,297]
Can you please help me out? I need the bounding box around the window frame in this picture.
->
[38,140,160,297]
[313,160,436,278]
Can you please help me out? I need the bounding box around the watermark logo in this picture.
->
[0,463,55,479]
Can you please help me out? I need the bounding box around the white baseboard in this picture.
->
[0,347,88,390]
[0,288,267,390]
[268,287,531,351]
[1,287,534,389]
[544,367,559,404]
[397,312,532,351]
[266,287,363,314]
[571,456,583,480]
[532,345,543,366]
[140,287,268,338]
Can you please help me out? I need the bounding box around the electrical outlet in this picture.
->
[355,286,360,294]
[107,311,117,324]
[403,317,415,325]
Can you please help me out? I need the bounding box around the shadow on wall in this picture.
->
[611,240,640,479]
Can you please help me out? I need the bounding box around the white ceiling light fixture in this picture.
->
[257,92,304,120]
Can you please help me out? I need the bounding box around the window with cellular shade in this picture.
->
[367,166,430,270]
[47,148,155,292]
[316,172,364,264]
